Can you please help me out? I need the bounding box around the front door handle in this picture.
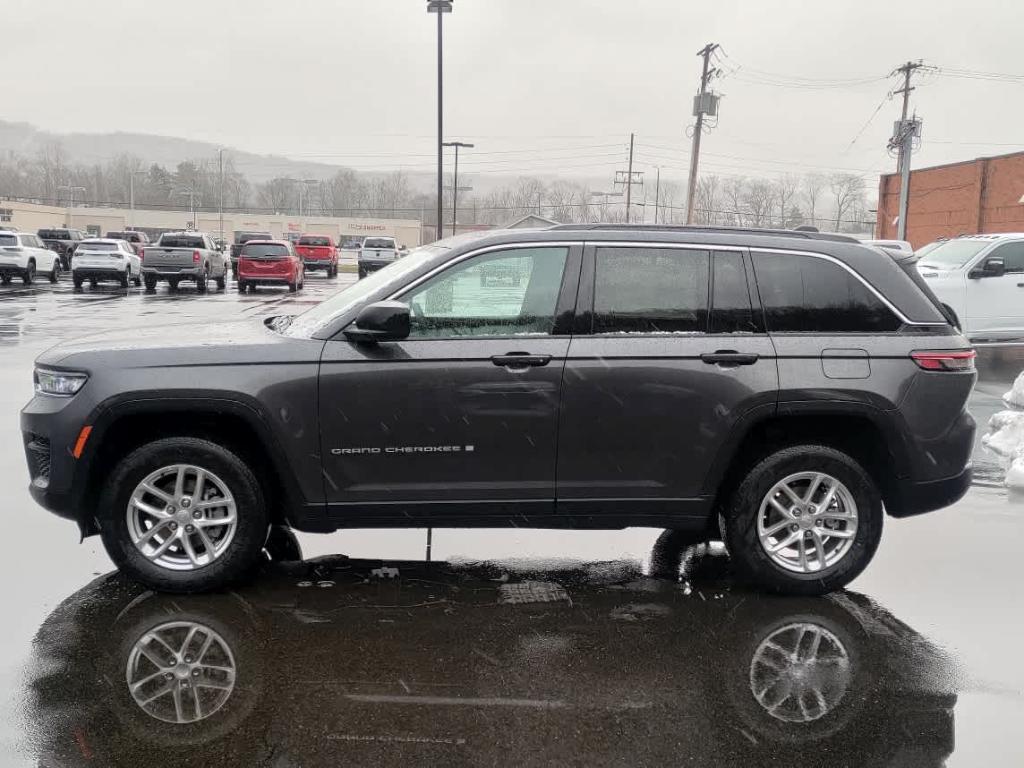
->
[491,352,552,369]
[700,350,759,366]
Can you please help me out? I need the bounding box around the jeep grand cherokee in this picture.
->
[21,225,975,594]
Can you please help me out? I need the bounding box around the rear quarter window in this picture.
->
[753,253,901,333]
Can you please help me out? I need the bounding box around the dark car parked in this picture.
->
[229,231,271,275]
[37,227,86,269]
[21,225,975,594]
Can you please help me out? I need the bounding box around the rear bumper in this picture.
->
[302,259,335,271]
[358,259,392,274]
[142,267,202,279]
[889,465,972,518]
[0,264,30,274]
[73,266,127,279]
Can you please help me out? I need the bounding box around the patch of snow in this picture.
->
[1004,370,1024,408]
[981,410,1024,460]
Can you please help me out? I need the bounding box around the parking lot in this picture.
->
[0,272,1022,766]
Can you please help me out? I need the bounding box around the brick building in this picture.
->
[876,150,1024,248]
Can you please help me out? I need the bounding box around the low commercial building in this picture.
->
[0,199,422,248]
[876,150,1024,248]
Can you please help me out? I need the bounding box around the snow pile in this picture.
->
[982,371,1024,490]
[1004,370,1024,409]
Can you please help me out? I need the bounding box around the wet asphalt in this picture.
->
[0,273,1022,766]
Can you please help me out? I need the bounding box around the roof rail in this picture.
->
[546,223,859,243]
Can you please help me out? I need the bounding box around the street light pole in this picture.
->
[218,149,225,246]
[443,141,473,236]
[427,0,453,242]
[57,185,86,227]
[129,171,146,229]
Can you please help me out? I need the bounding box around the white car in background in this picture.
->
[72,238,142,289]
[915,233,1024,339]
[0,230,62,285]
[861,238,914,255]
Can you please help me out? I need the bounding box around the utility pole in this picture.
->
[614,134,643,224]
[625,133,635,222]
[686,42,720,224]
[427,0,453,242]
[653,165,661,225]
[443,140,473,235]
[218,149,225,247]
[888,60,927,241]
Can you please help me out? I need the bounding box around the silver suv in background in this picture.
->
[141,231,227,292]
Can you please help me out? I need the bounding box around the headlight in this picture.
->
[34,368,88,396]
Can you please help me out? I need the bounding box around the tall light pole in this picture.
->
[218,149,225,247]
[172,187,198,229]
[443,140,473,235]
[427,0,452,242]
[129,171,147,229]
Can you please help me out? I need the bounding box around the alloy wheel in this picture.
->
[756,472,858,573]
[126,464,238,571]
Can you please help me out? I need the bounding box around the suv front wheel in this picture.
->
[98,437,269,593]
[722,446,883,595]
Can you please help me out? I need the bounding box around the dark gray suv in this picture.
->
[21,226,976,594]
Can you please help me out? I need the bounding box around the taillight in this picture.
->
[911,349,976,372]
[138,248,145,259]
[193,249,201,263]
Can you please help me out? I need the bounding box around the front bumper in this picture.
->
[21,395,88,524]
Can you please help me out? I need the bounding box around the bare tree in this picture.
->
[693,175,721,225]
[829,173,867,230]
[774,175,799,229]
[743,179,776,228]
[801,173,827,229]
[722,176,747,227]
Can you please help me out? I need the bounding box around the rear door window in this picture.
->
[592,247,710,334]
[753,253,901,333]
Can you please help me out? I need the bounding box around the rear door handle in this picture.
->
[700,350,759,366]
[491,352,552,369]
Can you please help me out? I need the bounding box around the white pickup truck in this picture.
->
[141,231,227,292]
[357,236,400,279]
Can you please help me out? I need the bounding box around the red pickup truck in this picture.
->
[294,234,339,278]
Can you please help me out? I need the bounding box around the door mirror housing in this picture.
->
[969,257,1005,279]
[343,301,411,343]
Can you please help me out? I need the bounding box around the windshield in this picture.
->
[916,239,991,269]
[283,246,443,337]
[78,242,119,251]
[241,243,288,258]
[298,236,331,246]
[362,238,395,249]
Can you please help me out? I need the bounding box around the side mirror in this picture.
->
[969,257,1005,279]
[344,301,410,343]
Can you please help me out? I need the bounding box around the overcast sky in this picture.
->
[5,0,1024,188]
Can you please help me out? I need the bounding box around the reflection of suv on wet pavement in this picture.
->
[25,555,957,767]
[21,225,976,594]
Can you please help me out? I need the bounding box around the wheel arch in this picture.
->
[706,404,910,520]
[76,394,314,536]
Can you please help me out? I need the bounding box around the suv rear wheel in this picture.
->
[98,437,269,593]
[721,446,882,595]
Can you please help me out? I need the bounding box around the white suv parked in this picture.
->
[0,230,62,285]
[916,233,1024,339]
[72,239,143,289]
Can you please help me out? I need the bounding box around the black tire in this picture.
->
[133,273,143,286]
[120,269,130,288]
[357,266,366,279]
[22,261,35,285]
[721,446,883,596]
[144,275,157,292]
[288,281,297,293]
[196,267,208,293]
[98,437,269,593]
[89,277,98,288]
[168,278,179,291]
[237,281,247,293]
[48,261,61,284]
[215,273,226,290]
[329,265,337,278]
[263,525,303,562]
[1,274,11,285]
